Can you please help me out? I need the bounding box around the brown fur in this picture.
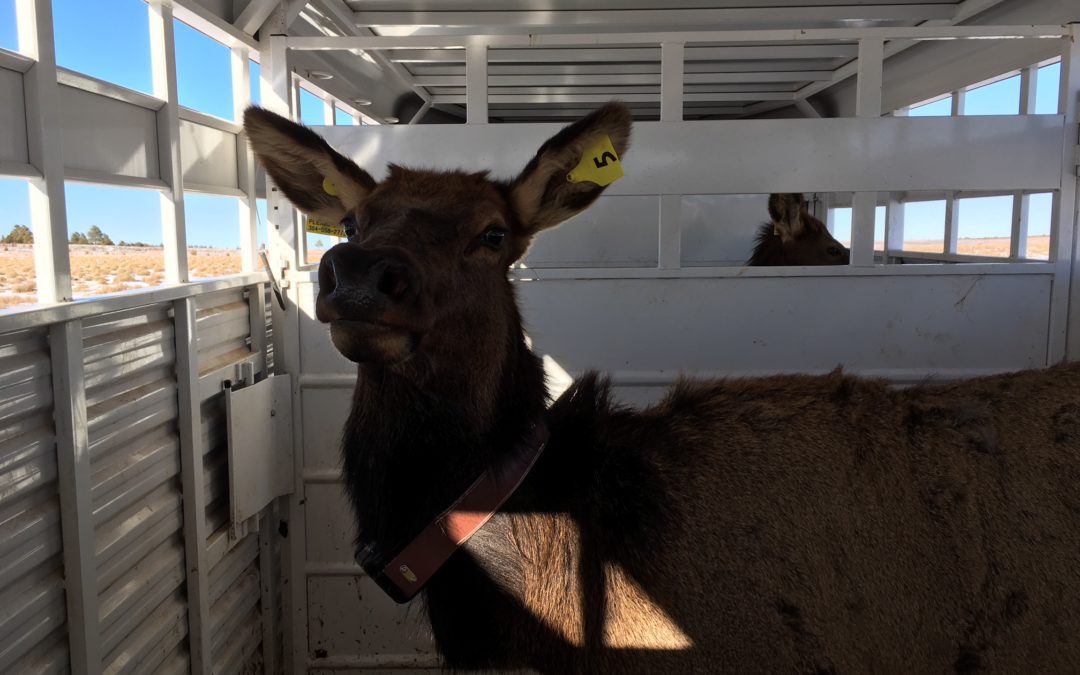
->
[749,193,850,266]
[244,103,1080,674]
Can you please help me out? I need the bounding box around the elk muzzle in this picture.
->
[316,243,429,363]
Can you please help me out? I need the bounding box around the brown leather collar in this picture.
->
[357,422,550,603]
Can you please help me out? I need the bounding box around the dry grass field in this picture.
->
[0,236,1053,311]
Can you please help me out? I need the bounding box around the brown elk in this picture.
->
[245,103,1080,674]
[748,193,850,266]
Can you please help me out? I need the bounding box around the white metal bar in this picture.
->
[233,45,259,274]
[435,92,794,104]
[150,0,189,284]
[660,42,684,122]
[943,193,961,255]
[173,297,211,675]
[411,71,833,87]
[884,192,905,258]
[50,319,100,675]
[284,25,1069,52]
[56,67,166,111]
[795,99,822,118]
[18,0,73,303]
[1010,66,1038,259]
[261,12,309,674]
[350,6,961,27]
[0,273,265,332]
[850,38,884,268]
[658,194,681,269]
[234,0,280,35]
[173,0,259,50]
[1053,27,1080,360]
[387,45,856,63]
[466,42,488,124]
[409,97,433,124]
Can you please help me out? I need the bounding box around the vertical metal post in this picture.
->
[258,502,280,675]
[17,0,72,303]
[658,194,681,269]
[149,0,188,283]
[944,196,961,255]
[884,192,905,259]
[260,13,309,674]
[234,45,260,274]
[50,320,100,675]
[660,42,684,122]
[1053,27,1080,360]
[850,38,883,267]
[466,41,488,124]
[173,297,212,674]
[943,89,966,255]
[322,93,335,124]
[824,193,836,234]
[1010,66,1038,259]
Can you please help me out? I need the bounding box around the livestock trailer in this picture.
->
[0,0,1077,673]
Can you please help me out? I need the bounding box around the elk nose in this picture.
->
[316,243,420,322]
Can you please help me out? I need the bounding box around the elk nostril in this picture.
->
[376,261,412,302]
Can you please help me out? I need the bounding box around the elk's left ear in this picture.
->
[509,102,632,239]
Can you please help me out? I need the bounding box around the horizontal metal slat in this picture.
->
[99,537,186,656]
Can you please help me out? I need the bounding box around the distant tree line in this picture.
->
[1,224,32,244]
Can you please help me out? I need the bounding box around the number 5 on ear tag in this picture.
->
[567,135,624,187]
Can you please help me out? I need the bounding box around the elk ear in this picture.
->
[768,193,807,242]
[243,106,375,224]
[509,102,632,238]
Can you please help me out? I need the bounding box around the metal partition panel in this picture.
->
[0,65,29,167]
[57,85,161,181]
[179,119,240,192]
[317,116,1066,195]
[0,327,69,673]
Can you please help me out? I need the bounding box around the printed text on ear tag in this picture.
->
[306,217,346,238]
[322,177,338,197]
[566,134,623,187]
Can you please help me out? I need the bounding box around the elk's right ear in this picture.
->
[243,106,375,224]
[509,102,632,240]
[768,193,807,242]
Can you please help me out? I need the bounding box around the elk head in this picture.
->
[244,104,632,376]
[749,193,850,266]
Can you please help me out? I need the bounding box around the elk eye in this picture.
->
[481,227,507,250]
[827,246,841,256]
[341,214,358,239]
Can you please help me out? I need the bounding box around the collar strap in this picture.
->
[357,422,550,604]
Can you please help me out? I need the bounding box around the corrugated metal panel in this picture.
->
[0,327,69,675]
[208,529,263,675]
[82,305,191,675]
[202,393,230,538]
[196,289,252,376]
[264,286,275,374]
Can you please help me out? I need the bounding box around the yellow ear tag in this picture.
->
[322,177,338,197]
[566,135,624,187]
[305,217,346,238]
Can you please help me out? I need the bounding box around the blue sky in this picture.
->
[0,0,1064,256]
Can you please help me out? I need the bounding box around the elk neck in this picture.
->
[340,305,550,550]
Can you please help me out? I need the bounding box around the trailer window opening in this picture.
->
[64,182,165,298]
[53,0,152,95]
[184,193,242,279]
[174,17,233,121]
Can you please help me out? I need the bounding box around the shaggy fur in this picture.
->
[243,103,1080,673]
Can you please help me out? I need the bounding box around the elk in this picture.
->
[244,103,1080,674]
[748,193,850,266]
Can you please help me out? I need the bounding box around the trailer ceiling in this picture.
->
[258,0,1058,121]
